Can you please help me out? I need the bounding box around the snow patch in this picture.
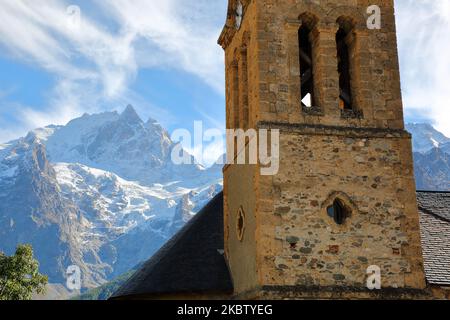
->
[32,126,61,142]
[0,165,18,178]
[430,138,440,148]
[53,162,220,237]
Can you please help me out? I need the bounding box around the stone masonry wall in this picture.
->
[255,125,426,290]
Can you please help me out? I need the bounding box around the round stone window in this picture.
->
[236,207,246,241]
[327,199,349,225]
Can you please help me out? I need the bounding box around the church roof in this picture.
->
[417,191,450,286]
[112,191,450,299]
[111,192,233,299]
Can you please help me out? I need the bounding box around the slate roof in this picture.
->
[112,191,450,299]
[111,192,233,299]
[417,191,450,286]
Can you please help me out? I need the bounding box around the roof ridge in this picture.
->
[419,205,450,224]
[111,191,233,299]
[141,191,225,275]
[417,190,450,194]
[125,192,224,280]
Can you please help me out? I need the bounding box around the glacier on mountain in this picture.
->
[0,105,223,288]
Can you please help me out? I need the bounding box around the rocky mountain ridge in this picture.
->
[0,105,222,289]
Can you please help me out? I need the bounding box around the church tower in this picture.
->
[219,0,427,299]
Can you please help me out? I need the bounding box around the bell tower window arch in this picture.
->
[298,13,318,110]
[336,17,356,112]
[240,44,249,130]
[299,25,314,108]
[232,59,240,129]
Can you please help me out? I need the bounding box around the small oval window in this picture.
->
[327,199,348,225]
[236,207,246,241]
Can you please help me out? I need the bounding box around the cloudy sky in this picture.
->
[0,0,449,164]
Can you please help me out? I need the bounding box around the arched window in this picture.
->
[232,60,240,129]
[240,47,249,130]
[298,24,315,109]
[236,207,246,241]
[336,19,354,111]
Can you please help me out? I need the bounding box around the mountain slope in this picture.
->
[75,264,142,300]
[407,123,450,192]
[414,148,450,191]
[442,142,450,155]
[0,135,85,285]
[40,105,214,188]
[0,105,222,290]
[406,123,450,153]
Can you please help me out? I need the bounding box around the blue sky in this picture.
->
[0,0,449,164]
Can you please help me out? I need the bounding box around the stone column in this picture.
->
[239,47,249,130]
[313,25,340,121]
[231,60,240,129]
[354,29,373,122]
[285,19,302,124]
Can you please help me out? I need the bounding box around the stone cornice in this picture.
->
[257,121,411,139]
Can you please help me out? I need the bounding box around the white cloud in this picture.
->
[0,0,226,142]
[18,80,88,130]
[94,0,226,92]
[396,0,450,136]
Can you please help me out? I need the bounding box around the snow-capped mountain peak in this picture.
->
[407,123,450,191]
[406,123,450,153]
[10,106,208,187]
[0,106,223,289]
[120,104,143,125]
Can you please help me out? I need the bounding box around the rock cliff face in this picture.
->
[407,124,450,191]
[0,106,222,289]
[414,148,450,191]
[0,137,81,284]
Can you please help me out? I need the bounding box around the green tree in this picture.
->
[0,244,48,300]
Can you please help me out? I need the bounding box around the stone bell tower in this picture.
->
[218,0,427,299]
